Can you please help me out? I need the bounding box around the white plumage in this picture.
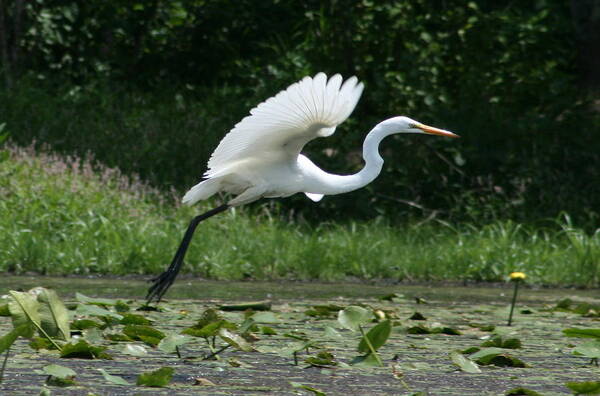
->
[147,72,458,303]
[182,73,364,206]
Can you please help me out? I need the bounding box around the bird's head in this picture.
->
[381,116,459,138]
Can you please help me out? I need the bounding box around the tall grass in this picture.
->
[1,144,598,286]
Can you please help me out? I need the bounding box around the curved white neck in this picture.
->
[309,122,395,195]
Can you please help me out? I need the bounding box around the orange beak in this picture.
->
[415,123,460,138]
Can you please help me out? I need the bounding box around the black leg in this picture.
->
[146,204,229,304]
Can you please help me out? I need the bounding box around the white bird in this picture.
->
[146,72,458,303]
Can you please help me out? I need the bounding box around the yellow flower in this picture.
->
[509,272,526,281]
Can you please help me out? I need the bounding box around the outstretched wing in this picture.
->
[204,73,364,177]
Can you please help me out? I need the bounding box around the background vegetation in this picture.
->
[1,144,598,285]
[0,1,598,282]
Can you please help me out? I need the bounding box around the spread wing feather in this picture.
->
[204,73,364,177]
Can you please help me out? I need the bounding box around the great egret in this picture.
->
[146,72,458,303]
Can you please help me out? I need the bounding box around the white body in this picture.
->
[182,73,457,207]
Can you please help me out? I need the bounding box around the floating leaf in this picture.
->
[122,343,148,357]
[338,306,371,331]
[119,314,151,326]
[469,347,504,361]
[378,293,403,301]
[481,336,522,349]
[305,305,343,318]
[461,346,480,355]
[37,289,70,341]
[350,353,381,367]
[71,319,101,330]
[323,326,342,339]
[358,320,391,353]
[136,367,174,387]
[305,351,337,367]
[83,328,104,344]
[183,320,235,338]
[407,325,431,334]
[470,348,526,367]
[565,381,600,395]
[98,368,130,386]
[105,333,133,342]
[433,327,462,335]
[43,364,77,387]
[450,351,481,373]
[46,375,76,387]
[563,328,600,339]
[250,311,279,324]
[573,341,600,359]
[260,326,277,335]
[43,364,76,379]
[75,304,123,320]
[158,334,193,354]
[409,312,426,320]
[218,328,253,352]
[122,325,165,347]
[60,339,112,359]
[290,381,326,396]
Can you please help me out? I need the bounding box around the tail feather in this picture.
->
[182,178,221,205]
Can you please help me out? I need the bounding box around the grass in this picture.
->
[1,144,599,286]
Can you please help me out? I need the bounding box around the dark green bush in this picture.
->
[2,0,598,227]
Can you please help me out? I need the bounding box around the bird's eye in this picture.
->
[408,123,417,129]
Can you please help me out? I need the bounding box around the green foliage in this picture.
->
[157,334,192,355]
[566,381,600,395]
[481,336,522,349]
[7,289,67,350]
[290,381,327,396]
[0,1,597,227]
[469,348,527,367]
[573,341,600,361]
[136,367,174,387]
[337,306,371,331]
[0,147,599,286]
[357,320,391,353]
[37,289,71,341]
[42,364,76,379]
[60,339,112,359]
[450,351,481,373]
[122,325,165,347]
[563,329,600,340]
[119,314,151,326]
[98,368,130,386]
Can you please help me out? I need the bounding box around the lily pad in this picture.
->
[157,334,193,354]
[98,368,130,386]
[136,366,174,387]
[42,364,76,379]
[450,351,481,373]
[60,339,112,359]
[338,306,371,331]
[565,381,600,395]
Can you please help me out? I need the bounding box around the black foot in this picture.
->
[146,255,184,304]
